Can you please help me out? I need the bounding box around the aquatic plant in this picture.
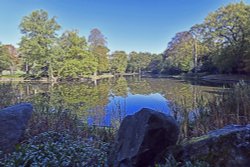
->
[170,81,250,140]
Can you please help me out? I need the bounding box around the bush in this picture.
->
[0,131,110,167]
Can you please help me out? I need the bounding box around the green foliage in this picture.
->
[127,52,152,73]
[58,30,98,78]
[163,31,194,73]
[161,2,250,75]
[202,2,250,73]
[0,44,11,74]
[0,131,110,167]
[146,54,163,74]
[88,28,110,74]
[112,77,128,97]
[110,51,128,73]
[92,45,110,74]
[19,9,61,77]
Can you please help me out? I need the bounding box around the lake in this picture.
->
[0,76,224,128]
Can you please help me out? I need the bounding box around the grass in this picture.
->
[24,105,116,142]
[156,155,210,167]
[170,80,250,140]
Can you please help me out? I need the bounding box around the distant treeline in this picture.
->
[0,2,249,80]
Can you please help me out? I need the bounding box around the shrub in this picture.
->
[1,131,110,167]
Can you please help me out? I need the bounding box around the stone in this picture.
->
[110,108,179,167]
[170,124,250,167]
[0,103,33,152]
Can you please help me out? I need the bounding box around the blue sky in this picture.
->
[0,0,249,53]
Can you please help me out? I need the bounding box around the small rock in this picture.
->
[110,108,179,167]
[0,103,33,152]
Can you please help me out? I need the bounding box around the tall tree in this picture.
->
[58,30,98,78]
[128,52,151,74]
[110,51,128,74]
[19,10,60,77]
[88,28,109,74]
[88,28,107,48]
[0,43,11,74]
[4,45,20,74]
[202,2,250,73]
[146,54,163,74]
[92,46,110,73]
[163,31,194,72]
[189,24,210,73]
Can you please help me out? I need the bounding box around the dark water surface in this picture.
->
[0,76,223,127]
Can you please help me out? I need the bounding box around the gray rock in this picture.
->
[0,103,33,152]
[171,124,250,167]
[110,108,179,167]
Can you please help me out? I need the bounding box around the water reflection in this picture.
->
[105,93,170,127]
[0,77,221,127]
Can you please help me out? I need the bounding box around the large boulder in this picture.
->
[0,103,33,152]
[110,108,179,167]
[171,124,250,167]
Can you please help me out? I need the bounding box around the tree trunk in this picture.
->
[10,66,14,75]
[25,63,30,75]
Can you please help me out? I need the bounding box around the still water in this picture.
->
[0,76,223,127]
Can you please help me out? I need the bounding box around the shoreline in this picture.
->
[1,73,249,83]
[142,73,250,83]
[0,73,139,83]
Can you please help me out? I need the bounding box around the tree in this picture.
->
[4,45,20,74]
[163,31,194,72]
[88,28,107,48]
[0,43,11,74]
[146,54,163,74]
[202,2,250,73]
[92,46,110,73]
[58,30,98,78]
[88,28,109,74]
[19,9,60,77]
[128,52,151,74]
[189,24,211,73]
[110,51,128,74]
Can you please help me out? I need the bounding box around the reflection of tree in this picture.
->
[143,78,216,110]
[0,82,49,109]
[0,83,18,109]
[127,77,153,95]
[1,78,219,129]
[48,82,110,120]
[111,77,128,97]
